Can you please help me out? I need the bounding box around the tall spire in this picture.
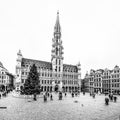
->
[54,11,61,33]
[51,11,64,61]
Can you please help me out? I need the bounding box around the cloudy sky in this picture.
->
[0,0,120,78]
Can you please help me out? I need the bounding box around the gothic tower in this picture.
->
[15,50,23,90]
[51,12,64,91]
[77,62,81,91]
[16,50,22,76]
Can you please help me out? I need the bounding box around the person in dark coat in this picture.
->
[47,92,49,97]
[65,92,67,97]
[33,93,37,101]
[50,94,53,100]
[44,95,47,102]
[105,97,109,105]
[83,91,86,95]
[113,96,117,102]
[72,92,74,97]
[93,93,95,98]
[59,92,62,100]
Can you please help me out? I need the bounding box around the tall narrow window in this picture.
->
[59,60,61,65]
[56,47,58,55]
[55,66,57,72]
[59,67,61,72]
[56,59,57,64]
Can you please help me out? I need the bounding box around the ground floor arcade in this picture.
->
[41,85,78,92]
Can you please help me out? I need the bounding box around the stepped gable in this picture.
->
[63,64,78,72]
[21,58,52,70]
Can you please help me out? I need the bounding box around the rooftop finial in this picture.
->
[17,49,22,56]
[57,10,59,15]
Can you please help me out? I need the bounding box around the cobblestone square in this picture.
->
[0,92,120,120]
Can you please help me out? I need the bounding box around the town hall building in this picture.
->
[15,12,81,92]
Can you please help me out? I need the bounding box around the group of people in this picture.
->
[43,91,80,102]
[33,91,118,106]
[71,92,79,97]
[0,90,12,99]
[43,92,53,102]
[105,93,118,105]
[89,92,96,98]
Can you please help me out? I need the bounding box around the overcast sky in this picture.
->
[0,0,120,78]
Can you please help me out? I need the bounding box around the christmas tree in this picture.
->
[23,64,40,95]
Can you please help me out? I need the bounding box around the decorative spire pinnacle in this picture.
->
[17,49,22,56]
[54,11,61,33]
[57,10,59,15]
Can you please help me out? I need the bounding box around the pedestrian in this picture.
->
[113,96,117,102]
[83,91,85,95]
[47,92,49,97]
[105,97,109,105]
[50,94,53,100]
[75,92,77,97]
[44,95,47,102]
[72,92,74,97]
[65,92,67,97]
[110,94,113,101]
[33,93,37,101]
[59,92,63,100]
[93,93,95,98]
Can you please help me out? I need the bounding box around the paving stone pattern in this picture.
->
[0,92,120,120]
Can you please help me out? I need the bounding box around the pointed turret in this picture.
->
[17,50,23,62]
[17,50,22,56]
[54,11,61,33]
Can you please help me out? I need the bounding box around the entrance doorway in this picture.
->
[54,84,59,92]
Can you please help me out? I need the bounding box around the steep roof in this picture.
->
[0,61,3,68]
[22,58,52,70]
[22,58,78,72]
[63,64,78,72]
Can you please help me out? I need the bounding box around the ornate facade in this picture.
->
[0,61,14,91]
[84,66,120,95]
[15,12,81,92]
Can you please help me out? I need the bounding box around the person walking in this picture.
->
[72,92,74,97]
[113,96,117,102]
[93,93,95,98]
[44,94,47,102]
[50,94,53,100]
[105,97,109,105]
[59,92,62,100]
[47,92,49,97]
[33,93,37,101]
